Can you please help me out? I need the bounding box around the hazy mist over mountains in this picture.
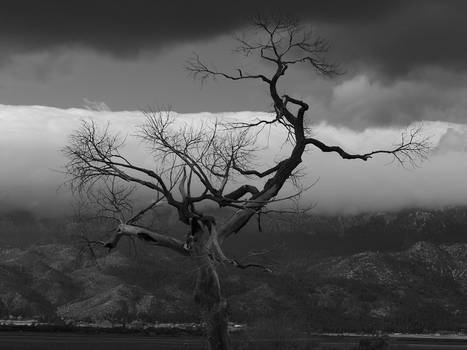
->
[1,104,467,217]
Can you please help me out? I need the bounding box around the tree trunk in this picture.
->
[194,257,231,350]
[204,295,230,350]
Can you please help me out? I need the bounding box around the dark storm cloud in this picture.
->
[321,1,467,77]
[0,0,245,57]
[307,72,467,129]
[2,0,466,76]
[0,0,396,55]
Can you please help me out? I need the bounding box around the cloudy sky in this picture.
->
[1,1,467,216]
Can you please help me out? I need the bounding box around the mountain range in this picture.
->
[0,206,466,333]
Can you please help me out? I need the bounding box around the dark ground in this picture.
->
[1,332,467,350]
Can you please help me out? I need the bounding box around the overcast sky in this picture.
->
[1,1,467,126]
[1,1,466,216]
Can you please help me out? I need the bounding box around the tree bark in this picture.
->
[206,298,230,350]
[191,218,231,350]
[194,257,231,350]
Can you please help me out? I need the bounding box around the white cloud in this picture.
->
[82,98,111,112]
[435,128,467,154]
[1,104,466,216]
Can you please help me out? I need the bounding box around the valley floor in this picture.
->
[1,331,467,350]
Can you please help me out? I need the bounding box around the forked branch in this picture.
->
[186,54,270,83]
[305,126,431,166]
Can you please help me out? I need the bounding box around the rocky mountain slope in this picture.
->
[0,240,465,332]
[0,206,466,332]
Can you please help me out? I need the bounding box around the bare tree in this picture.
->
[63,15,430,350]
